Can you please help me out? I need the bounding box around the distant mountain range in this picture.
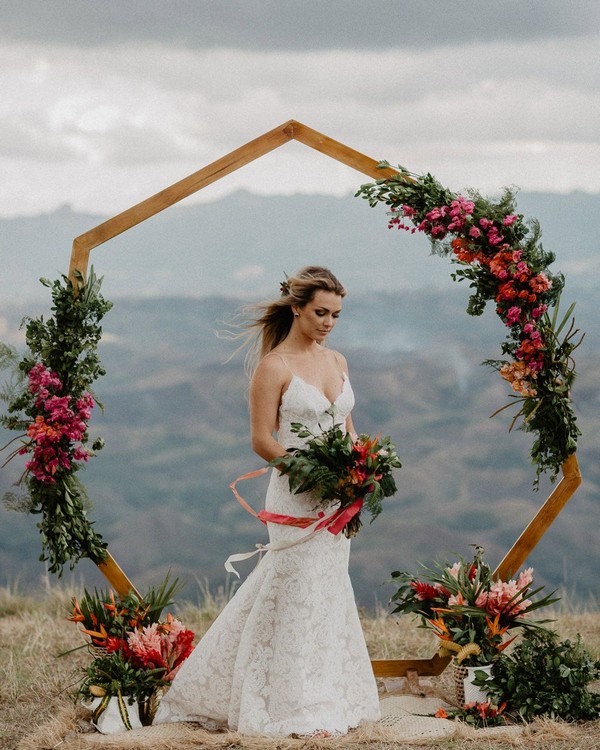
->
[2,188,599,303]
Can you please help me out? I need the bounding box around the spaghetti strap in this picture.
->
[331,350,348,379]
[266,351,295,376]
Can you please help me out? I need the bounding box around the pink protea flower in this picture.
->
[127,617,195,681]
[476,576,532,618]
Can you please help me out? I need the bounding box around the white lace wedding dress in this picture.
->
[153,373,381,736]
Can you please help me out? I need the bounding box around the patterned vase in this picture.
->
[453,664,493,706]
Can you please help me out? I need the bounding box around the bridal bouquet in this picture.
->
[273,408,401,537]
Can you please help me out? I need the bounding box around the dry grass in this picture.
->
[1,582,598,750]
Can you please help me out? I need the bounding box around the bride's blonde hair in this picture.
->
[236,266,346,376]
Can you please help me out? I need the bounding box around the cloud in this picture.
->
[0,8,598,216]
[3,1,600,49]
[233,264,265,282]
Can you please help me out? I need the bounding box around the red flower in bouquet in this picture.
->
[273,409,402,537]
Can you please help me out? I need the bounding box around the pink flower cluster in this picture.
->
[453,217,552,372]
[391,194,554,377]
[127,617,195,681]
[20,363,94,483]
[389,197,476,237]
[475,568,533,617]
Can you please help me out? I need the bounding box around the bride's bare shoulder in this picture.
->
[252,350,291,384]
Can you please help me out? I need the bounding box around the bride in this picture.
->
[153,266,381,736]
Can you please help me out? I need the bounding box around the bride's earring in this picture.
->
[293,311,299,317]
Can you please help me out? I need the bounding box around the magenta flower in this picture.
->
[506,306,522,325]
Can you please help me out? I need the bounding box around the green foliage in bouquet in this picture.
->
[0,268,112,574]
[79,651,165,706]
[273,407,401,537]
[474,629,600,722]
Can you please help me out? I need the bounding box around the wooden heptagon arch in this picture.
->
[68,120,582,678]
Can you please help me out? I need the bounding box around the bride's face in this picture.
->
[295,290,343,342]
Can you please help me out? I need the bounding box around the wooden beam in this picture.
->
[68,120,296,282]
[371,654,450,678]
[494,453,582,580]
[289,120,400,182]
[96,550,140,598]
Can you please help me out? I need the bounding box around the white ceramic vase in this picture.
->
[86,695,143,734]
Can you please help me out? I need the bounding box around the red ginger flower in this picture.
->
[410,581,439,601]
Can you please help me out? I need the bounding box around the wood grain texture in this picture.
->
[494,453,582,580]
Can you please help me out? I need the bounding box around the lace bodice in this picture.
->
[278,373,354,451]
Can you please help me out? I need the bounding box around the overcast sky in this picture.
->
[2,1,599,217]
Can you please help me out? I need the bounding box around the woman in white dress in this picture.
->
[154,266,380,737]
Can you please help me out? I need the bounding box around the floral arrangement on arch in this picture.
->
[357,168,583,486]
[390,546,558,667]
[66,576,194,726]
[0,268,111,573]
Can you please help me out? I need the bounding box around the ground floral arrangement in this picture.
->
[357,166,583,487]
[391,546,558,667]
[391,546,600,727]
[65,575,194,730]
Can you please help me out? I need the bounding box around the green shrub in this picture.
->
[477,629,600,722]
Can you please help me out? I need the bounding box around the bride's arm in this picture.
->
[249,355,290,463]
